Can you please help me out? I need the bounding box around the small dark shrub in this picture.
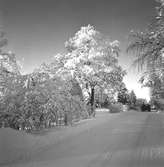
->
[108,103,123,113]
[128,105,138,111]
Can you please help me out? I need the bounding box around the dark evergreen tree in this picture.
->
[117,88,129,105]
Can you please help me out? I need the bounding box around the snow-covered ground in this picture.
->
[1,111,164,167]
[0,109,114,166]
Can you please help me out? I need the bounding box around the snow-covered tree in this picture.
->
[0,52,26,121]
[127,0,164,102]
[64,25,126,115]
[35,25,125,116]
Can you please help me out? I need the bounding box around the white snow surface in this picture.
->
[0,109,111,166]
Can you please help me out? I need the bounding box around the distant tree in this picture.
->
[129,90,137,105]
[117,87,129,105]
[135,98,147,106]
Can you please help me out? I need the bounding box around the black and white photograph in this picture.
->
[1,0,164,166]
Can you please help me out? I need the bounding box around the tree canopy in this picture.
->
[127,0,164,102]
[64,25,126,114]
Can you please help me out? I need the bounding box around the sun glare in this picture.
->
[124,77,150,102]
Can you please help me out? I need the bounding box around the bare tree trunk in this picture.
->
[90,87,95,117]
[100,88,103,108]
[64,112,68,126]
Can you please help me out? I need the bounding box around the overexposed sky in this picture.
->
[124,75,150,101]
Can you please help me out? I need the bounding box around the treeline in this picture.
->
[0,25,126,132]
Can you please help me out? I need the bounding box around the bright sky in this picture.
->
[123,74,151,101]
[1,0,157,101]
